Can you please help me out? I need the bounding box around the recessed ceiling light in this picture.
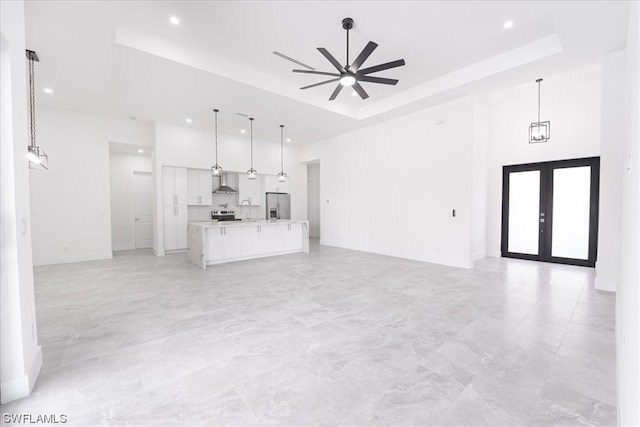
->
[503,20,514,29]
[240,129,246,134]
[170,16,180,25]
[185,118,192,123]
[43,88,53,94]
[286,138,291,142]
[138,149,144,154]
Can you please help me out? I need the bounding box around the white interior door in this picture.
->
[133,172,153,249]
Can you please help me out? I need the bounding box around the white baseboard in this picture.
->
[594,277,617,292]
[33,252,113,266]
[1,346,42,404]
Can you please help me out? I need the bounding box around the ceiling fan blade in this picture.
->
[357,75,399,85]
[350,41,378,72]
[352,82,369,100]
[293,69,340,77]
[328,84,343,101]
[317,47,345,72]
[359,59,406,75]
[300,78,340,90]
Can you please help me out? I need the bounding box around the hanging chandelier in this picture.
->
[25,49,48,169]
[529,78,550,144]
[277,125,288,182]
[211,109,222,177]
[247,117,257,180]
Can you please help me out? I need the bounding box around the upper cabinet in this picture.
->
[187,169,213,206]
[237,173,264,205]
[264,175,290,194]
[163,166,188,205]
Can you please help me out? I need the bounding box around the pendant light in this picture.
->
[529,78,550,144]
[25,50,48,169]
[247,117,257,179]
[211,109,223,177]
[277,125,288,182]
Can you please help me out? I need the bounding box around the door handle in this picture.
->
[540,219,545,223]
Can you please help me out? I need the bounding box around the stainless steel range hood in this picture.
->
[213,173,237,194]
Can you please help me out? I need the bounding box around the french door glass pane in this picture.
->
[551,166,591,260]
[508,170,540,255]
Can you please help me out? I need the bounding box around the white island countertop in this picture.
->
[188,219,309,268]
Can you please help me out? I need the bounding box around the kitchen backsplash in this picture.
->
[187,193,263,221]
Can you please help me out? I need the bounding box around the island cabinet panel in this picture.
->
[223,227,243,259]
[190,220,308,268]
[288,223,303,251]
[273,224,290,253]
[206,228,224,261]
[241,226,260,257]
[258,225,275,253]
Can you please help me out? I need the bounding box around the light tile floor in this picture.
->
[1,240,617,426]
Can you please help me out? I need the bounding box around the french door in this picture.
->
[501,157,600,267]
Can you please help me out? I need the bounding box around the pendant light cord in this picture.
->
[214,109,219,164]
[537,78,542,124]
[28,56,36,148]
[249,118,254,170]
[280,125,284,173]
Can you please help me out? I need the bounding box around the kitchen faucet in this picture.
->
[240,199,252,220]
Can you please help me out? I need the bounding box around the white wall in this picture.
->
[307,164,321,238]
[153,122,306,255]
[109,151,152,251]
[471,99,489,261]
[485,63,602,257]
[617,2,640,424]
[596,51,626,292]
[0,0,41,403]
[30,108,153,265]
[300,97,476,268]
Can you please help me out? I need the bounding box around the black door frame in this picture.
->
[501,156,600,267]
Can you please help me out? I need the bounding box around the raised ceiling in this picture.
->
[25,1,629,144]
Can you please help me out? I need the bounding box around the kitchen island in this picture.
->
[188,220,309,269]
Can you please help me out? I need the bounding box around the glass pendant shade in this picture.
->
[27,145,48,170]
[247,117,257,179]
[529,78,550,144]
[211,108,223,175]
[277,171,288,182]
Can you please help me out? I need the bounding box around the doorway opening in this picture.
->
[307,162,321,239]
[501,157,600,267]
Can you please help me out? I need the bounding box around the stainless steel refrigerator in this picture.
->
[265,192,291,220]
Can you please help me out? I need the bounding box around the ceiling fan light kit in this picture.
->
[293,17,406,101]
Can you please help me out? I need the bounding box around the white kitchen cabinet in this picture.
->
[288,222,303,251]
[257,225,275,254]
[163,166,188,205]
[264,175,290,194]
[163,205,188,250]
[238,174,264,205]
[272,223,290,253]
[187,169,213,206]
[205,228,224,261]
[205,226,242,261]
[241,226,260,257]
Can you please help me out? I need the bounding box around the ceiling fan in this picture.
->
[293,17,406,101]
